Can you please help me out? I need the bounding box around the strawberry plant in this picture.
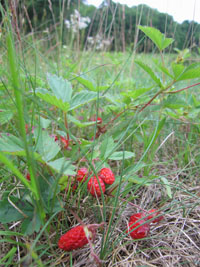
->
[0,7,200,265]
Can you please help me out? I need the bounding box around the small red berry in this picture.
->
[54,135,58,142]
[96,117,102,124]
[26,173,30,181]
[91,116,103,124]
[58,225,93,251]
[77,167,89,182]
[99,168,115,185]
[87,176,105,197]
[60,136,69,149]
[147,209,164,223]
[127,213,150,239]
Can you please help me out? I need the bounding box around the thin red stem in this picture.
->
[166,82,200,94]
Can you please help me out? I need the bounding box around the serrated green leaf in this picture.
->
[0,133,24,152]
[104,93,124,107]
[47,73,72,102]
[130,87,153,99]
[172,63,185,79]
[35,88,70,111]
[0,197,33,223]
[135,60,163,88]
[75,76,96,91]
[153,60,174,78]
[21,213,41,235]
[177,63,200,81]
[0,109,14,125]
[164,95,187,109]
[69,91,97,110]
[100,136,115,159]
[108,151,135,160]
[34,129,60,162]
[47,157,76,175]
[3,150,43,161]
[37,117,51,129]
[139,26,174,51]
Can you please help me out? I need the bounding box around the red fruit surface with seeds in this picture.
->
[147,209,164,223]
[127,213,150,239]
[87,176,105,197]
[99,168,115,185]
[77,167,88,182]
[58,225,93,251]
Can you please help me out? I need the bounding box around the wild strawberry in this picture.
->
[77,167,89,182]
[127,213,150,239]
[99,168,115,185]
[26,173,30,181]
[96,117,102,124]
[60,136,69,149]
[58,225,93,251]
[87,176,105,197]
[58,223,104,252]
[147,209,164,223]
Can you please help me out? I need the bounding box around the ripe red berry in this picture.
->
[58,225,94,251]
[96,117,102,124]
[77,167,89,182]
[91,116,102,124]
[99,168,115,185]
[87,176,105,197]
[60,136,69,149]
[54,135,58,142]
[127,213,150,239]
[147,209,164,223]
[26,173,30,181]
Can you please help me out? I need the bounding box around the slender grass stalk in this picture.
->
[6,25,45,222]
[0,247,17,265]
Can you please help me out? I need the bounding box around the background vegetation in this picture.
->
[0,0,200,266]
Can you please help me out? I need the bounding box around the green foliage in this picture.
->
[139,26,174,51]
[135,60,163,88]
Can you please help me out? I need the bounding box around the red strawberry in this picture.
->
[91,117,102,124]
[87,176,105,197]
[60,136,69,149]
[147,209,164,223]
[96,117,102,124]
[58,225,94,251]
[77,167,89,182]
[127,213,150,239]
[99,168,115,185]
[26,173,30,181]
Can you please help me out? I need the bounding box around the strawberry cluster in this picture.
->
[76,167,115,197]
[127,209,164,239]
